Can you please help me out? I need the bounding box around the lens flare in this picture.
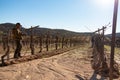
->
[93,0,114,9]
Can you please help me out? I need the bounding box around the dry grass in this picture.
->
[104,45,120,54]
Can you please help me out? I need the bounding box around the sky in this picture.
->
[0,0,120,34]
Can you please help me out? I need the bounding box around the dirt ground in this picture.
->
[0,46,119,80]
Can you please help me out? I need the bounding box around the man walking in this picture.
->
[12,23,23,58]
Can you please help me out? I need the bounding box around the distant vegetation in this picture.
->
[106,33,120,38]
[0,23,120,39]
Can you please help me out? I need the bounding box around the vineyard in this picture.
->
[0,20,120,80]
[0,25,120,80]
[0,27,90,66]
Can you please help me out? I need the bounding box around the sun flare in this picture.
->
[93,0,114,8]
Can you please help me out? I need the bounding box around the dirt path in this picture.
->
[0,46,119,80]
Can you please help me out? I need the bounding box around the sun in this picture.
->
[97,0,112,5]
[93,0,114,8]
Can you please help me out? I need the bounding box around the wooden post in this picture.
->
[65,38,67,48]
[62,36,64,48]
[70,38,72,47]
[102,26,105,41]
[98,28,100,34]
[110,0,119,80]
[102,26,106,52]
[45,31,49,51]
[39,35,42,53]
[30,25,39,54]
[101,26,107,69]
[55,35,58,50]
[2,35,6,51]
[30,26,34,55]
[102,26,105,60]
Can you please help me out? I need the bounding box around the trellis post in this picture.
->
[110,0,119,80]
[30,26,34,55]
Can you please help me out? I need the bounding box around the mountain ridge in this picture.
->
[0,23,92,37]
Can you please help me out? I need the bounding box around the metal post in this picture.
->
[110,0,119,80]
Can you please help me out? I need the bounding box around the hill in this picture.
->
[0,23,92,37]
[106,33,120,38]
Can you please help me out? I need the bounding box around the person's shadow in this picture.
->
[75,75,84,80]
[75,72,108,80]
